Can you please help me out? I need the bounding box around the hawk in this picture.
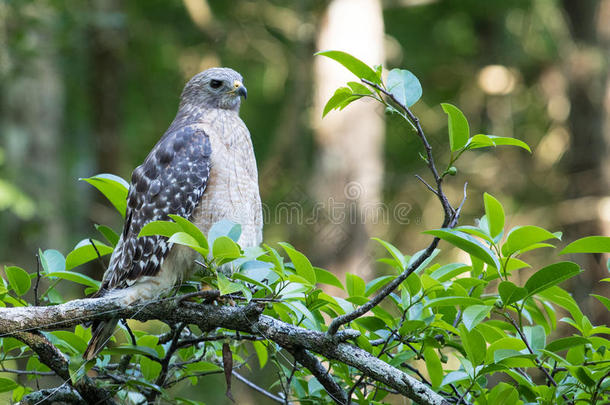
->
[84,67,262,360]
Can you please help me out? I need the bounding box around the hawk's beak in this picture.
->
[233,80,247,99]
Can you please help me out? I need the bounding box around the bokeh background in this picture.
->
[1,0,609,403]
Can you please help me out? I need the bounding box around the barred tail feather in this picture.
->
[83,317,119,360]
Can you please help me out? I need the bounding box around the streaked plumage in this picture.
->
[84,68,262,360]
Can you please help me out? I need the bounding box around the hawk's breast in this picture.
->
[191,109,263,247]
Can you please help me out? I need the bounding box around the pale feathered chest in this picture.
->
[190,109,263,247]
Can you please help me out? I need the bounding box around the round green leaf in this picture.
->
[387,68,422,107]
[212,236,241,263]
[4,266,30,296]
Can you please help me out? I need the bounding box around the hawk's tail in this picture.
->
[83,317,119,361]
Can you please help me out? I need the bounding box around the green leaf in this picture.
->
[538,286,583,325]
[169,214,209,250]
[40,249,66,273]
[424,296,484,308]
[484,193,505,238]
[138,220,182,238]
[462,305,493,331]
[208,219,242,245]
[423,346,443,388]
[347,81,372,95]
[430,263,471,282]
[487,136,531,152]
[364,275,395,296]
[424,229,501,271]
[502,226,559,256]
[441,103,469,151]
[212,236,241,263]
[572,366,595,387]
[5,266,30,296]
[140,355,162,381]
[487,382,520,405]
[44,271,100,289]
[51,331,88,353]
[0,377,18,393]
[486,338,526,364]
[592,294,610,311]
[322,87,353,117]
[460,324,486,365]
[405,273,421,296]
[560,236,610,254]
[345,273,365,297]
[315,50,380,84]
[545,336,590,352]
[168,232,208,256]
[279,243,316,285]
[314,267,344,290]
[498,281,528,306]
[442,371,470,387]
[68,356,87,384]
[386,68,422,107]
[355,316,386,332]
[372,238,407,270]
[217,273,243,296]
[183,361,222,373]
[524,325,545,353]
[102,345,160,360]
[466,134,495,149]
[524,262,581,298]
[252,340,268,369]
[95,224,120,246]
[65,239,114,270]
[81,173,129,218]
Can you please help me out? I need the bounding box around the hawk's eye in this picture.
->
[209,79,223,89]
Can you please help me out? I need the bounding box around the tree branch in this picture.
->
[0,296,450,405]
[11,331,116,405]
[326,81,467,336]
[18,385,87,405]
[290,348,348,404]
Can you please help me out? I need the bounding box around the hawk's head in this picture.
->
[180,67,247,111]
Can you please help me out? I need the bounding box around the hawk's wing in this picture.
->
[99,125,211,292]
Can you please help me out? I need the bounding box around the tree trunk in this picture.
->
[0,2,65,257]
[311,0,385,280]
[560,0,610,322]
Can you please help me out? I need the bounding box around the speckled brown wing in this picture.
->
[98,125,211,293]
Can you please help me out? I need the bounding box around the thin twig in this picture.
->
[88,239,107,272]
[327,85,467,336]
[121,319,137,346]
[34,253,41,307]
[233,371,287,404]
[346,374,365,405]
[0,367,55,376]
[415,174,439,196]
[362,78,455,222]
[503,313,574,405]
